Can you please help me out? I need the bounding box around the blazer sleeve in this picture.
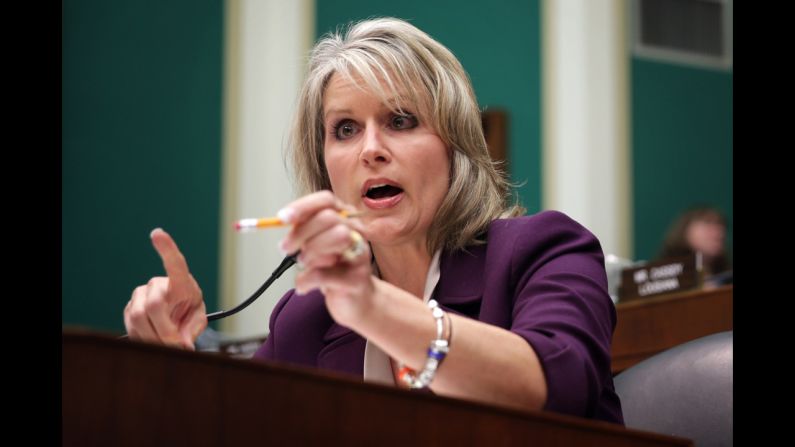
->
[252,289,295,361]
[507,211,617,418]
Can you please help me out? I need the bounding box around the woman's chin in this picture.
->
[362,221,417,247]
[367,228,428,254]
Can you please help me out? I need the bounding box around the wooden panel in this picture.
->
[482,109,508,166]
[612,285,732,373]
[64,331,691,446]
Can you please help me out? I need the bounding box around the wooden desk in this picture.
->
[64,331,691,446]
[611,285,733,374]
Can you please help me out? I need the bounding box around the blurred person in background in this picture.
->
[657,206,732,287]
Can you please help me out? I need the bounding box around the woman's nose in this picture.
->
[360,124,391,165]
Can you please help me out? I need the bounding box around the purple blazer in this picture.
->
[254,211,624,424]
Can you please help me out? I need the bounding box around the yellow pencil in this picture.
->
[234,210,362,231]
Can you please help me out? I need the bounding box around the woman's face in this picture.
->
[322,73,451,249]
[686,217,726,258]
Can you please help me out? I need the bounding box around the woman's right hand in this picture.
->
[124,228,207,350]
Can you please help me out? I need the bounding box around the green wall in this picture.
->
[631,58,733,261]
[316,0,542,213]
[62,0,224,332]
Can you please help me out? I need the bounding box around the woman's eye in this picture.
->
[390,114,418,130]
[334,120,358,140]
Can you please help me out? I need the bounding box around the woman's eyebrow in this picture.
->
[324,108,353,120]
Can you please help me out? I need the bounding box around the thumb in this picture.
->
[180,310,208,351]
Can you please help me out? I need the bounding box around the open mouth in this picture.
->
[365,184,404,200]
[362,181,405,209]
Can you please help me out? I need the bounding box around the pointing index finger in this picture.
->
[150,228,191,288]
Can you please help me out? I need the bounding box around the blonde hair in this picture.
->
[290,17,524,254]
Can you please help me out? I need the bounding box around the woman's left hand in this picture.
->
[278,191,377,327]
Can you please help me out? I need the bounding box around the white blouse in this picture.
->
[362,249,442,386]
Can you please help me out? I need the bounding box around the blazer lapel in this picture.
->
[434,245,487,318]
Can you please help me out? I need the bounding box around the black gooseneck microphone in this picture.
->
[206,252,298,321]
[120,252,298,339]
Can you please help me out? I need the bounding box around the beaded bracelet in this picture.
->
[397,299,452,389]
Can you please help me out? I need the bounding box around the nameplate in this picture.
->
[618,254,701,302]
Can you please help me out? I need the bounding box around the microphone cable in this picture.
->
[206,252,297,321]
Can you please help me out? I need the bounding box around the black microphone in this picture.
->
[206,252,298,321]
[120,252,298,338]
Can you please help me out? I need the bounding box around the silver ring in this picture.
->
[341,230,366,262]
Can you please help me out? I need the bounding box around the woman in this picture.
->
[657,205,732,285]
[125,17,623,424]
